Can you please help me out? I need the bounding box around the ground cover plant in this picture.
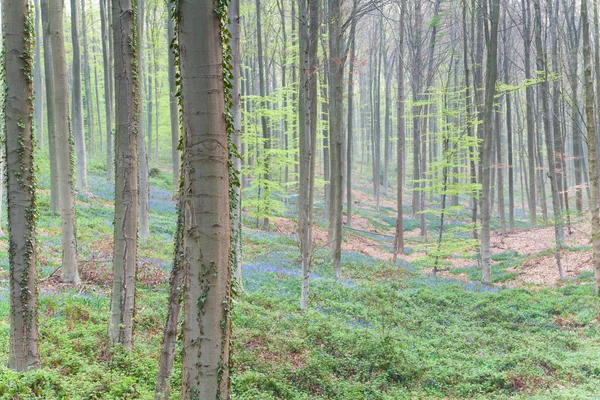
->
[2,166,600,399]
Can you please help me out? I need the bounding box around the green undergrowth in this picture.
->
[1,170,600,398]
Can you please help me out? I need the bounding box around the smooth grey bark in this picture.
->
[298,0,314,309]
[503,16,515,232]
[230,0,243,287]
[5,0,41,371]
[155,194,184,400]
[327,0,347,279]
[137,0,150,242]
[34,0,43,146]
[256,0,271,229]
[463,0,478,237]
[394,0,406,260]
[108,0,138,348]
[70,0,87,191]
[522,0,536,227]
[81,0,95,153]
[564,0,583,212]
[582,0,600,295]
[49,0,79,284]
[100,0,114,180]
[41,0,59,212]
[411,0,422,219]
[167,0,179,188]
[346,17,356,227]
[533,0,564,280]
[177,0,232,396]
[481,0,500,284]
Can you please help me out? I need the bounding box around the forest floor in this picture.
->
[1,164,600,399]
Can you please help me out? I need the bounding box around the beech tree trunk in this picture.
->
[582,0,600,295]
[137,0,150,241]
[41,0,59,212]
[481,0,500,284]
[108,0,139,348]
[49,0,79,284]
[100,0,114,180]
[155,195,184,400]
[5,0,41,371]
[394,2,406,260]
[167,0,179,188]
[533,0,564,279]
[177,0,232,396]
[230,0,243,287]
[81,0,95,153]
[33,0,43,146]
[70,0,87,191]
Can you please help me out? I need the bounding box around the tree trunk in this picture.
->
[49,0,79,283]
[100,0,114,180]
[503,16,515,232]
[81,0,95,154]
[34,0,43,146]
[155,195,184,400]
[41,0,59,212]
[5,0,41,370]
[582,0,600,295]
[167,1,179,188]
[70,0,87,191]
[177,0,232,396]
[481,0,500,284]
[137,0,150,241]
[394,2,406,260]
[346,21,356,227]
[108,0,138,348]
[533,0,564,279]
[298,0,316,309]
[256,0,271,229]
[522,0,536,227]
[230,0,243,287]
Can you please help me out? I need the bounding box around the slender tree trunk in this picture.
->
[81,0,95,154]
[522,0,536,227]
[5,0,41,370]
[463,0,478,238]
[137,0,150,241]
[70,0,87,191]
[394,1,406,260]
[582,0,600,295]
[177,0,232,396]
[230,0,243,287]
[534,0,564,279]
[49,0,79,283]
[108,0,138,348]
[495,109,506,234]
[346,19,356,227]
[34,0,43,146]
[155,195,184,400]
[41,0,59,212]
[503,16,515,232]
[298,0,315,309]
[100,0,114,180]
[481,0,500,284]
[167,1,179,188]
[256,0,271,229]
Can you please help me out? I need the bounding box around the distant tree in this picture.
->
[481,0,500,284]
[70,0,87,191]
[49,0,79,283]
[40,0,58,212]
[4,0,41,370]
[582,0,600,295]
